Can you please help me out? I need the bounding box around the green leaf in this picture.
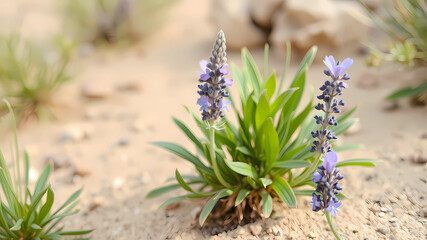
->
[337,106,357,123]
[173,118,203,152]
[264,72,276,99]
[242,48,263,96]
[175,169,214,197]
[285,89,313,142]
[271,177,297,207]
[274,160,310,169]
[58,230,94,235]
[52,188,82,216]
[225,161,258,180]
[38,187,54,223]
[199,189,234,226]
[259,192,273,217]
[152,142,214,176]
[235,189,251,206]
[31,224,42,230]
[261,118,280,175]
[160,195,188,208]
[277,41,291,95]
[255,92,271,130]
[386,82,427,100]
[33,163,52,198]
[236,146,252,156]
[263,44,269,81]
[269,88,297,118]
[295,46,317,78]
[336,158,382,167]
[259,178,272,188]
[146,184,180,198]
[9,219,23,231]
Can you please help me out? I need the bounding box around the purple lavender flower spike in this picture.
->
[195,30,231,121]
[326,199,342,216]
[323,151,338,174]
[197,95,211,111]
[198,60,211,81]
[311,150,344,216]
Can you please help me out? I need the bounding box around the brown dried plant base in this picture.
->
[194,191,272,235]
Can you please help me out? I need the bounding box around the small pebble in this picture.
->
[378,226,390,235]
[249,224,262,236]
[369,205,381,213]
[118,137,130,146]
[308,231,317,238]
[412,154,427,164]
[389,217,398,223]
[112,178,124,189]
[380,207,388,212]
[374,194,383,203]
[379,212,385,217]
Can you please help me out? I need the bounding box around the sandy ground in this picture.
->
[1,0,426,239]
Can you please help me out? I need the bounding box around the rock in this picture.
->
[378,226,390,235]
[271,225,281,236]
[285,0,337,26]
[380,207,388,213]
[378,212,385,218]
[412,154,427,164]
[232,226,246,238]
[308,231,317,238]
[45,153,72,170]
[72,160,91,177]
[374,194,383,203]
[383,101,399,111]
[89,196,109,211]
[112,178,124,189]
[369,204,381,213]
[249,0,283,28]
[118,137,130,146]
[81,78,114,99]
[59,124,92,142]
[249,224,262,236]
[389,217,398,223]
[211,0,268,49]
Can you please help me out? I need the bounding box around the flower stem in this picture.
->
[209,122,232,189]
[325,211,342,240]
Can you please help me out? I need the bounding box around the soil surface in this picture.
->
[1,0,426,239]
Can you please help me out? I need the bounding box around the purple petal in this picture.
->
[219,64,229,75]
[340,58,353,73]
[199,60,208,71]
[323,56,336,75]
[224,78,233,86]
[200,73,210,81]
[340,81,349,89]
[333,66,343,78]
[323,151,338,174]
[312,171,321,183]
[219,99,230,112]
[197,96,211,112]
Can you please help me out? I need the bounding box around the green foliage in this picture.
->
[147,45,378,225]
[0,34,74,121]
[62,0,175,46]
[360,0,427,101]
[0,100,92,239]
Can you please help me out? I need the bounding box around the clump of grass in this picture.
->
[360,0,427,103]
[147,30,379,234]
[0,100,92,239]
[0,34,75,122]
[62,0,175,46]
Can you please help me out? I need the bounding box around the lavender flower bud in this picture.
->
[196,30,232,121]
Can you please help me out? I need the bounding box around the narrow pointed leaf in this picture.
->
[199,189,234,226]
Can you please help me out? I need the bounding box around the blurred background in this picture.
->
[0,0,425,239]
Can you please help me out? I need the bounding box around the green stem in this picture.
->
[209,122,232,189]
[325,211,342,240]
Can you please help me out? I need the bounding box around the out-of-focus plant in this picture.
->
[0,34,75,121]
[360,0,427,103]
[146,30,379,234]
[0,100,92,239]
[62,0,174,46]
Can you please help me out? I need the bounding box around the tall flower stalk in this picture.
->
[197,30,233,189]
[293,56,352,186]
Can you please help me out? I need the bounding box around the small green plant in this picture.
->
[147,30,379,234]
[0,100,92,239]
[0,34,74,121]
[360,0,427,103]
[62,0,174,46]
